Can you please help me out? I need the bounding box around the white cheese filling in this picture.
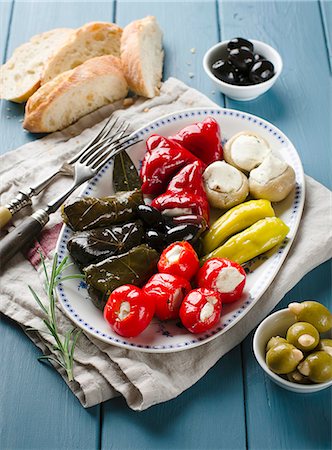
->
[249,154,288,185]
[231,134,271,171]
[203,161,243,193]
[199,295,218,322]
[214,267,245,293]
[118,301,130,320]
[162,207,192,216]
[165,244,183,264]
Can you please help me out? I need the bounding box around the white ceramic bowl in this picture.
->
[253,308,332,393]
[203,39,283,101]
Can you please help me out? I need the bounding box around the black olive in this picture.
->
[237,73,251,86]
[211,60,238,84]
[254,53,264,61]
[166,223,202,245]
[145,229,166,251]
[136,204,164,230]
[249,60,275,84]
[228,48,254,73]
[227,37,254,53]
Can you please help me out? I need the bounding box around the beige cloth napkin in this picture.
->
[1,77,331,410]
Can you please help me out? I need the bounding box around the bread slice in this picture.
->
[121,16,163,98]
[0,28,73,103]
[23,55,128,133]
[42,22,122,84]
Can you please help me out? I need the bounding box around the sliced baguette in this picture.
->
[0,28,74,103]
[121,16,163,98]
[42,22,122,84]
[23,55,128,133]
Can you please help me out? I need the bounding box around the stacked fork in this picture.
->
[0,117,140,269]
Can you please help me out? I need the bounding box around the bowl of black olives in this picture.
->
[253,302,332,393]
[203,37,283,101]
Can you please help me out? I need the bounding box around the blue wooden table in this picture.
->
[1,1,331,449]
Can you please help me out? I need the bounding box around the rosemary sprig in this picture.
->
[28,252,84,382]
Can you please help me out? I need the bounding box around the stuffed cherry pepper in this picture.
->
[142,273,191,321]
[104,285,155,337]
[158,241,200,281]
[197,258,246,303]
[179,288,222,334]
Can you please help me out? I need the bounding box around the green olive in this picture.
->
[266,343,303,374]
[286,322,319,351]
[266,336,287,352]
[288,301,332,333]
[317,339,332,357]
[287,370,311,384]
[298,351,332,383]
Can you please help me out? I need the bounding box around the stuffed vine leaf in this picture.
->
[84,244,159,295]
[61,190,143,231]
[67,220,144,267]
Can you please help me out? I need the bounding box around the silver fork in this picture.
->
[0,117,130,229]
[0,122,141,268]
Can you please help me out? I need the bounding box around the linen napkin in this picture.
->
[0,77,331,411]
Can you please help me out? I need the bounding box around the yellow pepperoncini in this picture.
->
[201,217,290,265]
[202,199,275,254]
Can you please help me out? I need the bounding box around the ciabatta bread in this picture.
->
[42,22,122,84]
[0,28,73,103]
[121,16,163,98]
[23,55,128,133]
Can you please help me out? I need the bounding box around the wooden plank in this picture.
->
[0,1,116,153]
[0,315,101,450]
[102,2,246,449]
[219,2,332,449]
[0,0,13,63]
[319,0,332,72]
[219,0,332,189]
[243,261,332,450]
[0,2,118,448]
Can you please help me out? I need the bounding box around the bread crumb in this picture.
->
[19,118,23,122]
[143,107,150,113]
[190,47,196,54]
[211,90,216,95]
[123,97,134,107]
[186,62,191,66]
[188,72,194,78]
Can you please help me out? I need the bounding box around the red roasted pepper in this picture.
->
[170,117,223,165]
[151,161,210,222]
[140,135,204,195]
[158,241,200,281]
[179,288,222,334]
[104,285,155,337]
[197,258,246,303]
[142,273,191,321]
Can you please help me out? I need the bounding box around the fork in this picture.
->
[0,117,130,229]
[0,122,140,268]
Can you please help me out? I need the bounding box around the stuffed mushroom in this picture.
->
[249,154,296,202]
[224,131,271,173]
[203,161,249,210]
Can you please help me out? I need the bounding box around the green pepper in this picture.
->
[84,244,159,295]
[202,199,275,254]
[201,217,289,265]
[61,189,143,231]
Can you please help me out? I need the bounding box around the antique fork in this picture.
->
[0,122,141,268]
[0,117,130,229]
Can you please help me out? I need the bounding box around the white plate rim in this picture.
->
[55,107,305,353]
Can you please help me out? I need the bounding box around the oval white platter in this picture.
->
[55,107,305,353]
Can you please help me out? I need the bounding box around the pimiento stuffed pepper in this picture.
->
[170,117,223,165]
[104,285,155,337]
[179,288,222,334]
[158,241,200,281]
[143,273,191,320]
[197,258,246,303]
[140,135,203,195]
[151,161,210,223]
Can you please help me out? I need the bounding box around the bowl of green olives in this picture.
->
[253,301,332,393]
[203,37,283,101]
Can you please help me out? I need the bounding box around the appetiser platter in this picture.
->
[55,107,305,352]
